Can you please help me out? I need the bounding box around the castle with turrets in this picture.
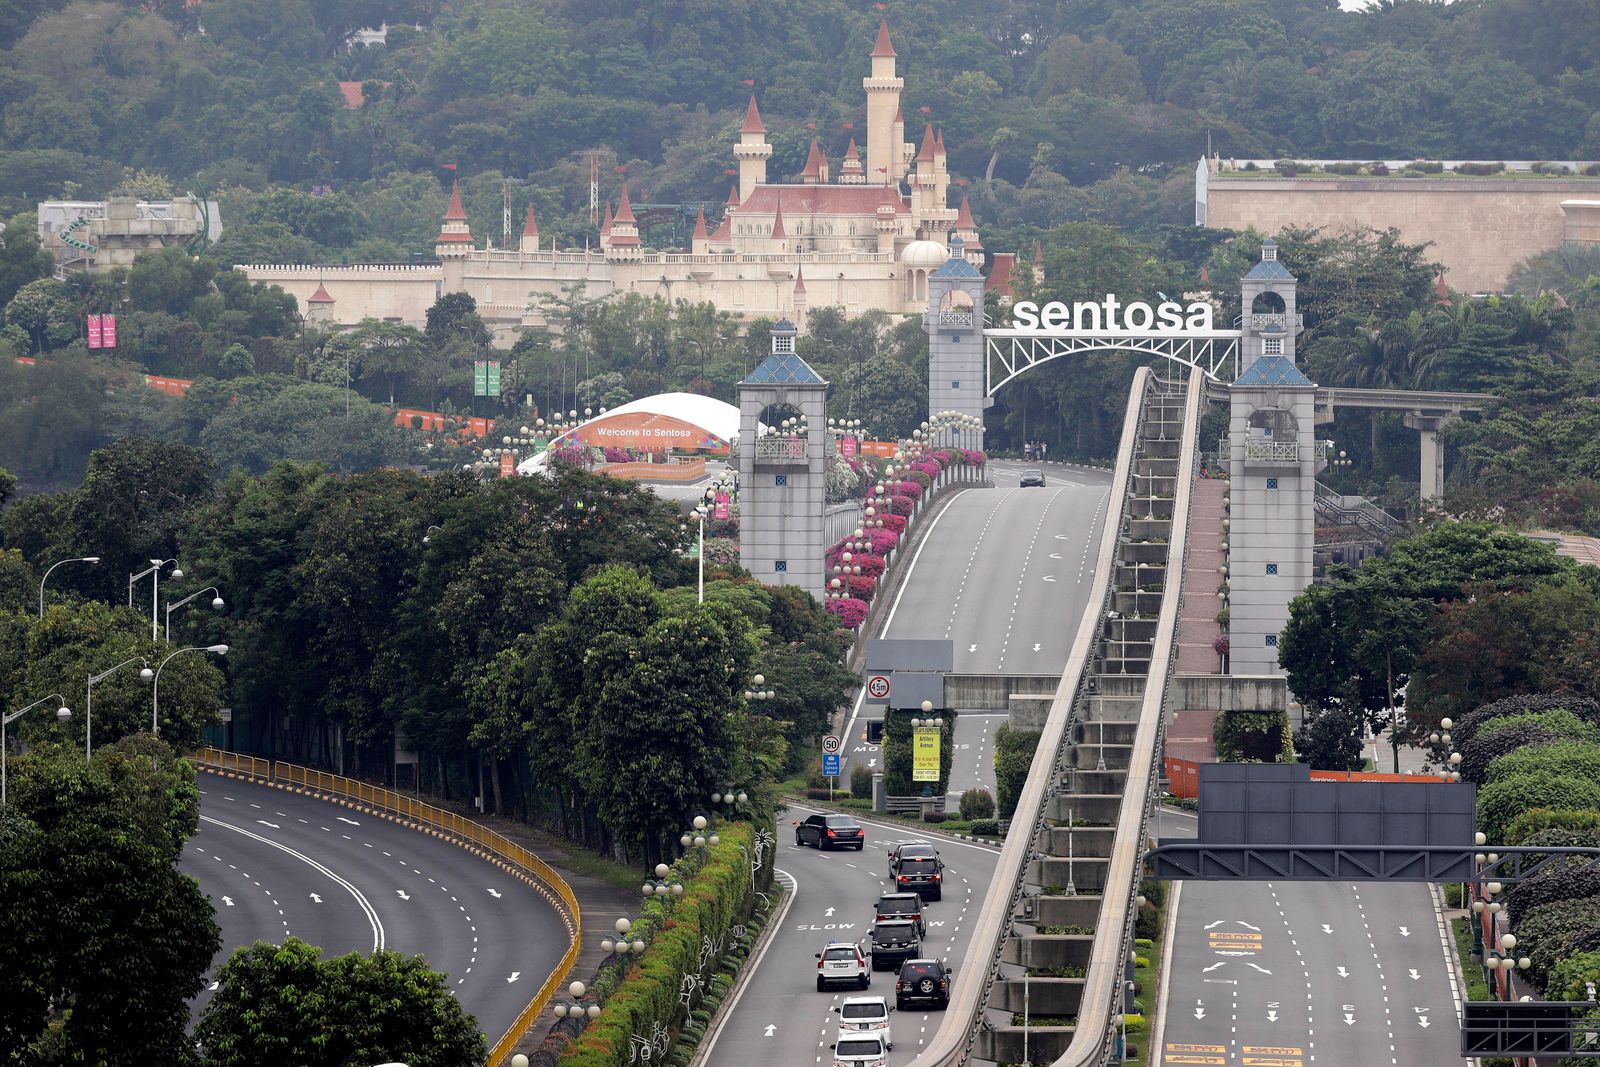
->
[242,19,1012,345]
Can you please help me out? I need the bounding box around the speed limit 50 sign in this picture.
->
[866,674,891,701]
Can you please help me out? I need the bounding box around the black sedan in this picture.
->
[796,813,865,850]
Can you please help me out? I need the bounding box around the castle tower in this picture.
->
[691,205,709,255]
[892,106,908,182]
[864,18,902,186]
[306,281,336,324]
[734,95,772,202]
[800,139,829,184]
[913,124,938,219]
[738,321,828,599]
[605,182,642,261]
[793,267,808,327]
[875,186,900,254]
[599,201,613,249]
[770,202,787,252]
[518,202,539,253]
[839,138,864,184]
[435,180,473,292]
[933,129,951,211]
[925,237,988,431]
[954,197,983,267]
[1228,241,1313,677]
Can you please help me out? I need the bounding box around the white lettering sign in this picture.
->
[1008,298,1214,334]
[592,427,694,437]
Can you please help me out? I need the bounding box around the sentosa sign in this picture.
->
[1006,297,1216,333]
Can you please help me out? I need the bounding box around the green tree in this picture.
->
[424,290,490,348]
[196,937,485,1067]
[0,211,53,308]
[127,247,216,317]
[0,736,219,1066]
[2,275,76,351]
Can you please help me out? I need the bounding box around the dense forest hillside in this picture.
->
[2,0,1597,263]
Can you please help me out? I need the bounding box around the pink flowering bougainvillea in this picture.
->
[868,529,899,555]
[879,513,907,534]
[826,597,869,628]
[889,495,915,517]
[847,574,877,600]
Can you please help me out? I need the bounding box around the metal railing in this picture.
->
[1313,482,1400,539]
[939,310,975,328]
[1248,313,1303,332]
[191,749,580,1066]
[1244,439,1298,464]
[753,436,808,463]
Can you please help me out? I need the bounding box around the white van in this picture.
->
[830,1032,889,1067]
[835,995,893,1048]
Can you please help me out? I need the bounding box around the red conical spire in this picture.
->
[443,179,467,221]
[740,94,766,135]
[727,183,740,207]
[934,128,946,156]
[957,197,975,229]
[521,202,539,237]
[771,201,786,240]
[710,213,731,241]
[871,17,896,58]
[794,266,807,293]
[614,181,636,223]
[601,201,613,235]
[916,123,937,163]
[308,282,334,304]
[844,137,860,160]
[801,138,826,180]
[692,205,708,240]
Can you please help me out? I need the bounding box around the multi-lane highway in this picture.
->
[703,807,1001,1067]
[184,773,570,1039]
[704,462,1114,1067]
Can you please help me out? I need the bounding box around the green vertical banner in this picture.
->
[486,360,501,397]
[473,361,487,397]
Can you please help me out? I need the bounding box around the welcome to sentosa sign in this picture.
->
[1006,297,1215,333]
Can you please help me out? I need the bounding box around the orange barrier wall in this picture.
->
[600,458,707,482]
[1165,756,1201,799]
[1308,770,1448,784]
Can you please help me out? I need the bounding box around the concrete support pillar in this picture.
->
[1403,413,1452,501]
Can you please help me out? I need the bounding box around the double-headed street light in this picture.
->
[152,645,229,736]
[3,694,70,806]
[642,862,684,899]
[164,587,225,643]
[550,980,600,1021]
[39,555,100,617]
[87,657,153,759]
[681,814,719,849]
[129,558,183,641]
[599,917,646,975]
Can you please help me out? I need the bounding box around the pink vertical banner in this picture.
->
[86,315,102,349]
[841,436,858,458]
[714,491,730,520]
[101,315,117,348]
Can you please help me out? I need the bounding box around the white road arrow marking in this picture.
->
[764,1024,777,1037]
[209,980,219,991]
[1409,969,1421,981]
[1049,553,1063,559]
[309,893,323,903]
[337,816,360,826]
[1205,921,1227,930]
[1042,575,1057,582]
[488,888,502,899]
[1344,1014,1356,1025]
[1336,967,1350,978]
[1399,926,1411,937]
[969,644,978,652]
[222,896,234,907]
[255,820,279,829]
[1202,962,1228,973]
[1418,1016,1431,1028]
[1247,963,1273,975]
[1322,924,1334,934]
[396,890,410,901]
[867,759,877,768]
[1237,921,1262,932]
[508,972,521,983]
[1033,643,1041,652]
[1267,1010,1279,1022]
[825,907,836,917]
[1193,1007,1206,1020]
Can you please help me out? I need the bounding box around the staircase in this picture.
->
[1313,481,1400,539]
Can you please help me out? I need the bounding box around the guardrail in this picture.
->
[1313,482,1400,538]
[912,366,1157,1065]
[1243,439,1298,464]
[191,748,581,1066]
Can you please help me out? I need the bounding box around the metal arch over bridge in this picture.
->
[983,326,1243,394]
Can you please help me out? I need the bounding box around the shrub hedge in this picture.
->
[558,819,775,1067]
[1505,810,1600,845]
[1478,772,1600,842]
[995,724,1041,820]
[1454,696,1600,746]
[959,787,996,820]
[1487,742,1600,788]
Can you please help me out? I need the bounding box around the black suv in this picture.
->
[874,892,925,937]
[796,813,865,851]
[887,841,940,878]
[893,856,944,900]
[868,919,921,970]
[896,958,952,1010]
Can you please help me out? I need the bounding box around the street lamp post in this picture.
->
[164,587,225,643]
[152,644,229,736]
[3,694,70,806]
[550,980,600,1022]
[39,555,100,617]
[599,916,646,979]
[86,657,154,759]
[129,558,183,641]
[641,861,685,900]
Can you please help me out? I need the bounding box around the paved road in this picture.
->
[703,806,1000,1067]
[1154,820,1464,1067]
[184,773,570,1041]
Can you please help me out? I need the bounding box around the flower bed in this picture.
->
[826,597,869,628]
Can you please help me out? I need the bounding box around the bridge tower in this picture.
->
[925,237,989,439]
[1228,240,1317,677]
[737,320,828,599]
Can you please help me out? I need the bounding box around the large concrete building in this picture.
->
[1196,157,1600,293]
[37,194,222,274]
[243,19,995,344]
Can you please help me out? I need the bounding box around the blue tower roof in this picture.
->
[743,351,825,385]
[1235,355,1312,387]
[932,256,983,279]
[1244,258,1295,282]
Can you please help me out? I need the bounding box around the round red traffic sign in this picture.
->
[866,674,891,700]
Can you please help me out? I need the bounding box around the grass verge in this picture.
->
[1452,916,1490,1001]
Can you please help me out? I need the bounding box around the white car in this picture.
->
[830,1032,889,1067]
[816,940,870,991]
[834,996,893,1049]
